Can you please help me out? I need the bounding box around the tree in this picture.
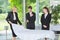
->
[51,5,60,24]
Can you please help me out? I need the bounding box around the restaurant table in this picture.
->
[12,23,55,40]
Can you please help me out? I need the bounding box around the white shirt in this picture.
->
[13,13,16,20]
[44,13,48,19]
[29,12,33,17]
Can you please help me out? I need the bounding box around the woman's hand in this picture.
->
[43,25,47,28]
[9,21,12,24]
[27,20,29,23]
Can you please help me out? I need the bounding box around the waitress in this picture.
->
[41,7,51,30]
[26,6,36,29]
[6,6,22,40]
[41,7,51,40]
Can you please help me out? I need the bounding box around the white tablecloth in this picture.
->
[12,24,55,40]
[50,24,60,31]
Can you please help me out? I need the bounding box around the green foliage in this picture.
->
[51,5,60,24]
[39,0,50,12]
[0,0,9,13]
[9,0,23,22]
[25,0,36,12]
[0,14,7,20]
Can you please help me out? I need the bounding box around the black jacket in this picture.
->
[6,12,22,25]
[41,14,51,30]
[26,12,36,29]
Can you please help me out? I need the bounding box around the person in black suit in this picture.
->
[41,7,51,30]
[41,7,51,40]
[26,6,36,29]
[6,6,22,40]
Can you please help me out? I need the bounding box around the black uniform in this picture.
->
[6,12,22,37]
[26,12,36,29]
[41,14,51,30]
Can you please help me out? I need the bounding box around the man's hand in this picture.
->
[43,25,47,28]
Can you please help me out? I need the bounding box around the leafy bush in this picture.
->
[51,5,60,24]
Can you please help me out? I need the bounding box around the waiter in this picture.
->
[6,6,22,40]
[26,6,36,29]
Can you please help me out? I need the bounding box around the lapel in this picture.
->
[11,12,13,18]
[11,12,17,19]
[29,12,34,17]
[44,14,49,19]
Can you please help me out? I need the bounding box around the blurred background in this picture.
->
[0,0,60,40]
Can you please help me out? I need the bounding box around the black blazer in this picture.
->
[41,13,51,30]
[6,12,22,25]
[26,12,36,29]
